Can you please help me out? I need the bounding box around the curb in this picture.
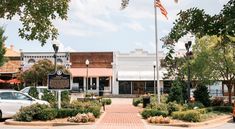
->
[147,115,232,127]
[4,119,94,126]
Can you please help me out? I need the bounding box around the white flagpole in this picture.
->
[154,0,161,104]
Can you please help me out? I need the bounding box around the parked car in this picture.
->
[233,102,235,122]
[21,86,48,99]
[0,90,49,119]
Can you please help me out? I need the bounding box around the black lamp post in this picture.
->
[85,59,89,93]
[52,40,60,109]
[185,41,193,102]
[153,62,156,95]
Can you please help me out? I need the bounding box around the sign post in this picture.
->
[48,70,71,109]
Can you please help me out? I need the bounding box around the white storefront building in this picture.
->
[21,52,70,71]
[112,49,167,95]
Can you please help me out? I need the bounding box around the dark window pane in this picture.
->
[119,81,131,94]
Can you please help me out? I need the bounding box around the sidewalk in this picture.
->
[96,98,145,129]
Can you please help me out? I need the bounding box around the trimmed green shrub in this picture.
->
[141,109,168,119]
[29,86,39,99]
[56,107,101,118]
[146,103,168,111]
[187,101,205,109]
[36,108,57,120]
[13,104,49,122]
[133,98,142,106]
[193,84,211,107]
[41,89,56,106]
[101,98,112,105]
[56,108,81,118]
[207,106,233,113]
[172,110,201,122]
[167,101,182,115]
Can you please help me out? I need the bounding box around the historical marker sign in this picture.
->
[48,70,71,90]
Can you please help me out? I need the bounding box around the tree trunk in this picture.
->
[234,84,235,96]
[227,84,232,104]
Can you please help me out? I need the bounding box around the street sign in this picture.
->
[48,70,71,90]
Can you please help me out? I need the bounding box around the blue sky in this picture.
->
[0,0,229,53]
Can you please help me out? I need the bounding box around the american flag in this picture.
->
[155,0,168,19]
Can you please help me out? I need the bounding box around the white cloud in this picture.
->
[126,22,145,31]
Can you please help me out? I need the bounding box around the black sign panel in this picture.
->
[48,70,71,90]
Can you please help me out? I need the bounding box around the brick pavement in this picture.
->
[96,98,145,129]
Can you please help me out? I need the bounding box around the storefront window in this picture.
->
[119,81,131,94]
[145,81,154,93]
[99,77,110,91]
[73,77,84,91]
[88,77,97,90]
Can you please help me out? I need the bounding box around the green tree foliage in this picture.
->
[163,0,235,104]
[167,79,184,103]
[0,0,69,45]
[193,84,211,107]
[21,59,70,86]
[28,86,39,99]
[0,27,6,66]
[165,0,235,44]
[191,36,235,104]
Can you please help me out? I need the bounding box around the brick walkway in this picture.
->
[96,98,145,129]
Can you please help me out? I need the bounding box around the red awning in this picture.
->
[6,79,21,84]
[0,79,5,83]
[70,68,112,77]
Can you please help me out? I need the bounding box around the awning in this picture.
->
[70,68,112,77]
[117,71,165,81]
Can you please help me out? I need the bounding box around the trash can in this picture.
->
[142,96,150,108]
[99,91,103,96]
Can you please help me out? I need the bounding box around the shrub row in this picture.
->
[171,106,232,122]
[132,98,142,106]
[206,106,232,113]
[101,98,112,105]
[14,103,101,122]
[172,110,201,122]
[141,109,168,119]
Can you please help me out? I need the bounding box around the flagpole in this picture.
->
[154,0,161,104]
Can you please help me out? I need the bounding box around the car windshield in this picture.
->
[21,87,30,94]
[13,92,32,100]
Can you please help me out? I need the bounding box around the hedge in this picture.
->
[141,109,168,119]
[172,110,201,122]
[36,108,57,120]
[101,98,112,105]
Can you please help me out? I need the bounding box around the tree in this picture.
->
[0,27,6,66]
[21,59,70,86]
[193,84,211,107]
[0,0,69,45]
[167,79,184,103]
[191,36,235,104]
[163,0,235,104]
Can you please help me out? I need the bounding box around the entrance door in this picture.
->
[132,81,145,94]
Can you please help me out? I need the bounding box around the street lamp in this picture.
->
[85,59,89,93]
[153,61,156,95]
[52,40,60,109]
[185,41,193,102]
